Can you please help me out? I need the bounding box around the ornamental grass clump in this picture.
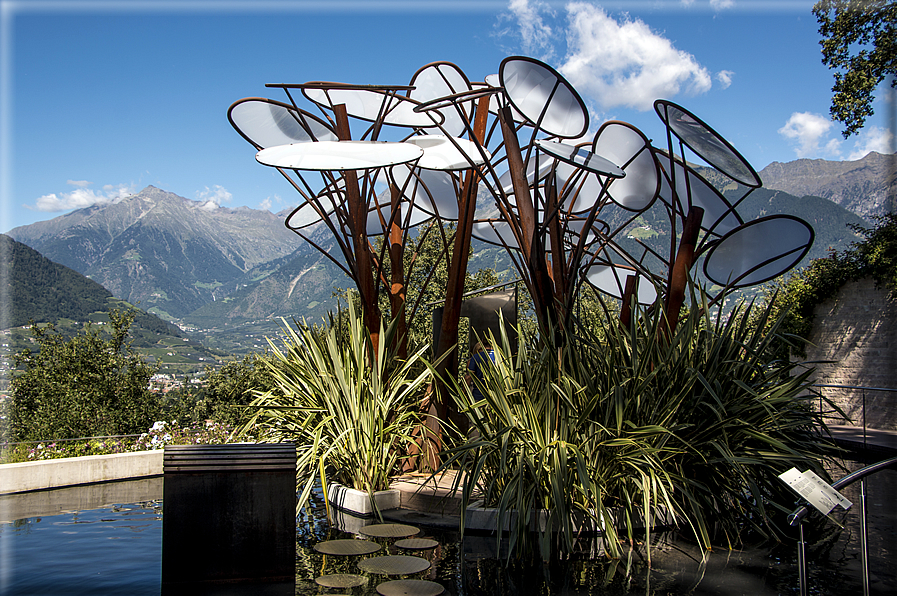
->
[236,304,431,513]
[442,284,836,562]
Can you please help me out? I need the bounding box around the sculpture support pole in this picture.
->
[334,103,381,354]
[620,274,637,328]
[497,106,536,261]
[497,105,556,335]
[423,95,491,464]
[664,206,704,334]
[388,184,408,359]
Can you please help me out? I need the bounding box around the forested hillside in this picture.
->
[1,234,176,336]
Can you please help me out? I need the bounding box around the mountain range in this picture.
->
[8,186,301,321]
[759,151,895,219]
[5,152,891,353]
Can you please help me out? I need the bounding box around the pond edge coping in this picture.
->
[0,450,164,494]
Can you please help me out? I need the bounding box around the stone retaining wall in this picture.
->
[803,278,897,430]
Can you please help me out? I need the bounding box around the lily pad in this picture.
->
[394,538,439,550]
[376,579,445,596]
[314,573,368,588]
[314,539,382,556]
[358,555,430,575]
[360,523,420,538]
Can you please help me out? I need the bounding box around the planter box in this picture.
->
[465,501,603,534]
[327,483,400,517]
[464,501,675,534]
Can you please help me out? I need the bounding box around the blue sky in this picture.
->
[2,0,894,233]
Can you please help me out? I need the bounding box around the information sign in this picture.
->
[778,467,852,515]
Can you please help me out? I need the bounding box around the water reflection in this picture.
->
[0,457,893,595]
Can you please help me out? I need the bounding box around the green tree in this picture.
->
[760,213,897,358]
[10,309,161,441]
[813,0,897,137]
[166,353,275,426]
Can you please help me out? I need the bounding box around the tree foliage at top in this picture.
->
[813,0,897,137]
[9,309,161,442]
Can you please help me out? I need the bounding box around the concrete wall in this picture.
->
[803,277,897,430]
[0,450,163,495]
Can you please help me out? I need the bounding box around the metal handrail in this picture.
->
[788,455,897,526]
[788,455,897,596]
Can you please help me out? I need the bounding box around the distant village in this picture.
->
[148,373,206,394]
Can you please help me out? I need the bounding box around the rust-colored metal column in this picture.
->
[497,106,536,261]
[388,182,408,359]
[497,105,555,331]
[664,206,704,334]
[333,103,381,353]
[425,95,491,458]
[620,274,637,327]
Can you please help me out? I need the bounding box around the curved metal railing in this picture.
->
[788,455,897,596]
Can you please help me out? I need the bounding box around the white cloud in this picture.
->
[258,197,273,211]
[29,181,134,212]
[196,185,232,211]
[716,70,734,89]
[558,3,712,111]
[778,112,841,158]
[710,0,735,10]
[847,126,895,160]
[506,0,556,58]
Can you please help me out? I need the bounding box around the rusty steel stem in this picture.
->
[389,183,408,359]
[425,95,491,452]
[333,103,382,355]
[664,206,704,335]
[497,105,557,334]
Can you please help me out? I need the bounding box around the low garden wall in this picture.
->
[0,450,163,495]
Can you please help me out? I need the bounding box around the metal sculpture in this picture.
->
[228,54,814,415]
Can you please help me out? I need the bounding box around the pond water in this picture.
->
[0,459,893,596]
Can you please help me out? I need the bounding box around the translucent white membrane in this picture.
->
[366,200,431,236]
[592,122,660,212]
[655,100,760,188]
[564,216,605,246]
[703,215,813,288]
[286,200,334,229]
[536,140,624,178]
[405,135,490,170]
[471,220,520,250]
[497,154,552,195]
[390,166,460,220]
[584,265,658,305]
[409,63,472,137]
[256,141,423,171]
[500,58,588,139]
[657,156,742,235]
[483,75,528,124]
[553,160,607,213]
[303,87,440,128]
[229,99,338,147]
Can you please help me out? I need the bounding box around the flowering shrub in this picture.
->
[3,420,236,463]
[133,420,233,451]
